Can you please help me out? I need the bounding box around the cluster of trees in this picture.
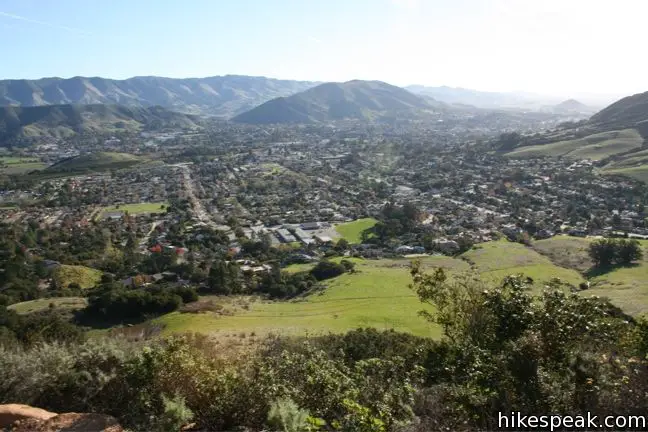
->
[495,131,525,151]
[588,238,643,268]
[364,202,422,244]
[310,259,355,281]
[80,278,198,325]
[257,267,319,299]
[206,260,243,295]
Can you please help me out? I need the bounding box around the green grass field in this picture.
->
[335,218,378,244]
[0,156,47,174]
[8,297,87,315]
[507,129,642,160]
[462,239,586,289]
[533,236,648,316]
[156,255,471,338]
[52,265,102,289]
[99,202,168,218]
[145,238,648,338]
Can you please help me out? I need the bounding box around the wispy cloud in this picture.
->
[308,36,323,45]
[390,0,421,9]
[0,10,91,35]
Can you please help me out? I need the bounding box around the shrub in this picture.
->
[267,397,315,432]
[310,261,346,281]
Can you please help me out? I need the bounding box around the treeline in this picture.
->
[79,278,199,325]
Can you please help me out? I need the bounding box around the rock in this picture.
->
[9,412,122,432]
[0,404,57,429]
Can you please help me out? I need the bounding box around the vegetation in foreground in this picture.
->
[2,268,647,432]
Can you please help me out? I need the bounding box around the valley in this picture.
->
[1,73,648,432]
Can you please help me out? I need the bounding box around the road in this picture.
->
[178,164,216,228]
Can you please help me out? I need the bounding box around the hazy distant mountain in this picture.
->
[0,104,198,142]
[233,80,433,124]
[547,99,597,115]
[405,85,567,111]
[0,75,318,118]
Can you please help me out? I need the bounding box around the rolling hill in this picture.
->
[232,80,433,124]
[0,75,317,118]
[551,99,596,115]
[0,104,198,142]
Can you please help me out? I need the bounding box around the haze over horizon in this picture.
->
[1,0,645,103]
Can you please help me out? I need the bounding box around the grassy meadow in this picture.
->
[0,156,47,174]
[533,236,648,316]
[155,255,469,338]
[335,218,378,243]
[155,237,647,339]
[98,202,168,218]
[8,297,88,315]
[52,264,103,289]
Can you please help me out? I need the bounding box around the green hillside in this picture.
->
[335,218,378,244]
[44,152,147,175]
[8,297,88,315]
[533,236,648,316]
[52,264,102,289]
[506,129,643,160]
[462,239,585,289]
[156,255,467,338]
[155,239,630,339]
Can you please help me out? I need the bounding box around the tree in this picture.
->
[588,238,617,267]
[310,261,346,281]
[335,238,350,252]
[589,238,643,268]
[617,239,643,265]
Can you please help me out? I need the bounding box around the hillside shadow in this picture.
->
[584,262,640,278]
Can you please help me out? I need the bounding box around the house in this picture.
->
[395,245,415,254]
[276,229,297,243]
[568,229,587,238]
[300,222,321,230]
[314,235,333,244]
[534,229,554,240]
[434,239,460,254]
[43,260,61,270]
[102,211,124,221]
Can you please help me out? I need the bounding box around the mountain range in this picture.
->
[233,80,435,124]
[0,75,317,118]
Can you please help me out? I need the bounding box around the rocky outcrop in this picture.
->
[0,405,57,429]
[0,405,122,432]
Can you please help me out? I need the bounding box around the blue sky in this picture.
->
[0,0,646,98]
